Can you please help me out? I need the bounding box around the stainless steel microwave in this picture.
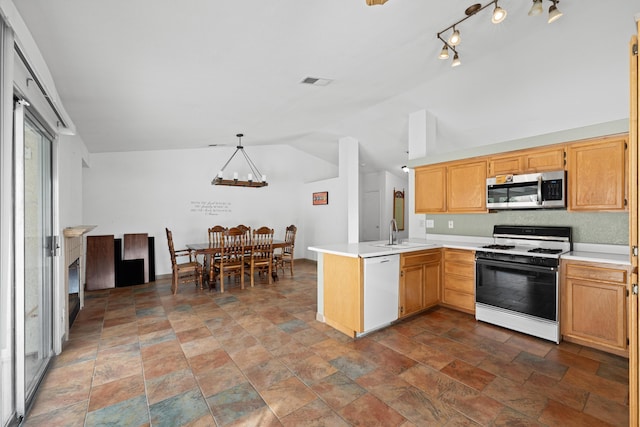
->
[486,170,566,210]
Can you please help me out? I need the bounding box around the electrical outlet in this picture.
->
[448,220,454,229]
[426,219,434,228]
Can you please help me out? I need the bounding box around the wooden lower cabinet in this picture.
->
[441,248,475,314]
[323,253,363,337]
[561,259,629,357]
[399,249,441,318]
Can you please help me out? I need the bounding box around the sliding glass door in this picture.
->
[15,100,55,414]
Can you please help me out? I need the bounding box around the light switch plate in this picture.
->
[448,220,454,229]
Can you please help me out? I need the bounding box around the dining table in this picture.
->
[186,240,287,286]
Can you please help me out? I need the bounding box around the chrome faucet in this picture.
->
[389,218,398,245]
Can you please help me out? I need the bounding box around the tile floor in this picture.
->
[24,260,629,426]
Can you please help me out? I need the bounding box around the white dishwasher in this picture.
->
[362,254,400,334]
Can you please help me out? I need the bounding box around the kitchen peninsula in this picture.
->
[309,237,484,338]
[309,236,630,349]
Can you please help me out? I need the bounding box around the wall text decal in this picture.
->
[189,201,232,216]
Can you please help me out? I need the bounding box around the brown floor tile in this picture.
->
[399,363,458,399]
[197,360,247,398]
[583,392,630,426]
[23,399,88,427]
[261,377,317,418]
[88,374,145,411]
[287,354,338,385]
[311,371,367,410]
[544,347,600,374]
[477,354,534,385]
[539,399,611,427]
[440,381,505,426]
[492,407,546,427]
[355,368,413,403]
[347,338,417,375]
[143,352,190,380]
[483,376,548,418]
[244,358,294,391]
[281,399,350,427]
[504,334,554,358]
[339,393,407,426]
[561,366,629,405]
[146,368,198,404]
[514,351,568,380]
[93,354,143,386]
[441,359,496,391]
[188,347,232,375]
[526,372,589,411]
[387,386,457,425]
[180,336,221,359]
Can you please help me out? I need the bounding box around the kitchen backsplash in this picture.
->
[424,211,628,245]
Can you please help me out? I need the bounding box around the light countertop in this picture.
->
[309,236,630,265]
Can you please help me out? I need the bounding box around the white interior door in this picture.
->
[363,191,380,241]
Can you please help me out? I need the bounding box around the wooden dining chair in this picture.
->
[204,225,227,286]
[213,227,246,292]
[275,224,296,277]
[246,226,274,287]
[165,228,202,294]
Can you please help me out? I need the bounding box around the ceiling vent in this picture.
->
[301,77,332,86]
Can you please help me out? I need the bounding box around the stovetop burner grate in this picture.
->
[528,248,564,254]
[482,244,516,250]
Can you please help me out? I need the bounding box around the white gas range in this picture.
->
[475,225,572,343]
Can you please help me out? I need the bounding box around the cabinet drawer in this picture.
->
[444,249,475,264]
[565,264,628,284]
[443,289,475,311]
[444,274,474,293]
[401,250,441,267]
[444,262,475,279]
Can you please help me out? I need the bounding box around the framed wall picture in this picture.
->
[313,191,329,205]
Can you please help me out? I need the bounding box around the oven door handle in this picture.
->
[476,258,557,273]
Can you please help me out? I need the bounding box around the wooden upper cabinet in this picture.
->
[415,165,447,213]
[488,154,522,176]
[488,146,565,177]
[447,160,487,213]
[567,135,627,211]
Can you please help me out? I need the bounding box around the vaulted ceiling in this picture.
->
[13,1,639,176]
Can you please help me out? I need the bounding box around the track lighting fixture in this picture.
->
[448,28,461,46]
[491,3,507,24]
[436,0,563,67]
[528,0,543,16]
[438,44,450,59]
[528,0,562,22]
[451,52,461,67]
[547,1,563,23]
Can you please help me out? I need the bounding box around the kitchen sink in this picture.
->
[369,242,436,249]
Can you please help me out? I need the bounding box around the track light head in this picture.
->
[528,0,543,16]
[448,29,461,46]
[547,2,563,23]
[439,44,450,59]
[451,52,461,67]
[491,2,507,24]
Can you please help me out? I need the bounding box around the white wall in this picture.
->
[302,176,347,261]
[83,144,337,275]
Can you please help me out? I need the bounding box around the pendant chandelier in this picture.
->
[211,134,268,188]
[366,0,388,5]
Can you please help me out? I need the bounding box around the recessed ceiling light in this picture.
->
[301,77,332,86]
